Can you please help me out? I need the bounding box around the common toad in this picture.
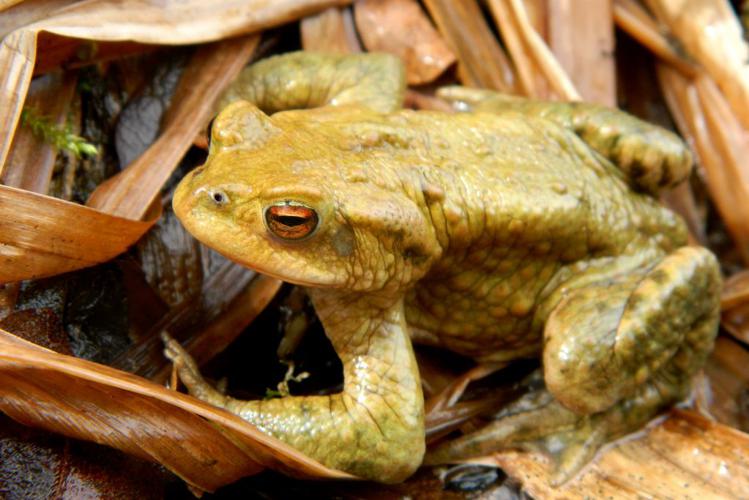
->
[165,52,721,484]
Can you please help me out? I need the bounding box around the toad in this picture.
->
[164,52,721,484]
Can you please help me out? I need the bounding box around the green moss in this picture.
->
[21,107,99,158]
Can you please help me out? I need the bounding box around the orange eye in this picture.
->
[264,202,319,240]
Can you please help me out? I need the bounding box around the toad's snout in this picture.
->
[172,168,201,221]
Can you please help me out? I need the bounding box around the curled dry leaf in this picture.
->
[0,185,156,283]
[0,0,30,13]
[0,0,75,39]
[0,329,352,493]
[544,0,614,105]
[723,269,749,310]
[486,0,580,101]
[301,6,362,53]
[645,0,749,129]
[613,0,699,77]
[704,336,749,431]
[353,0,455,85]
[658,65,749,264]
[422,0,516,92]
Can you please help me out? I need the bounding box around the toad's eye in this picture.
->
[264,202,319,240]
[208,189,229,206]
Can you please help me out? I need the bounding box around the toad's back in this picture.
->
[285,108,688,360]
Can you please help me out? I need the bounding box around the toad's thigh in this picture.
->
[543,246,721,415]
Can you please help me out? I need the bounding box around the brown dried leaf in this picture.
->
[613,0,699,77]
[486,0,579,101]
[0,33,257,283]
[0,0,27,11]
[723,303,749,344]
[301,6,362,53]
[483,410,749,498]
[723,270,749,310]
[354,0,455,85]
[0,185,155,283]
[657,65,749,263]
[645,0,749,129]
[522,0,548,38]
[0,329,351,493]
[36,0,351,44]
[546,0,615,105]
[705,336,749,431]
[422,0,516,92]
[0,0,75,39]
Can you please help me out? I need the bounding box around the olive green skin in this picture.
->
[165,52,721,484]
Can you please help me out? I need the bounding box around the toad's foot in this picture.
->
[162,332,228,406]
[425,377,663,485]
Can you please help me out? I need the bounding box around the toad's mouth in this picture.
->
[217,255,335,289]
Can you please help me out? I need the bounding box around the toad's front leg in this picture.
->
[164,290,424,483]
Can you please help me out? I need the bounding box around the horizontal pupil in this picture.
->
[275,215,308,227]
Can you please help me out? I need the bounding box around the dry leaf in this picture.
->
[658,65,749,264]
[723,304,749,344]
[0,329,351,493]
[545,0,615,105]
[705,336,749,431]
[486,409,749,498]
[0,34,255,283]
[0,0,76,38]
[301,6,362,53]
[613,0,699,77]
[723,270,749,310]
[422,0,516,92]
[486,0,580,100]
[0,185,156,283]
[645,0,749,129]
[354,0,455,85]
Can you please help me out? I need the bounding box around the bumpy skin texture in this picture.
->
[166,52,722,484]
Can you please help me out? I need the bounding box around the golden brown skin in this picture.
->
[165,52,722,484]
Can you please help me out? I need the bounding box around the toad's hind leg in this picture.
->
[426,246,721,484]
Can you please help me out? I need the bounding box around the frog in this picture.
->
[163,51,721,484]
